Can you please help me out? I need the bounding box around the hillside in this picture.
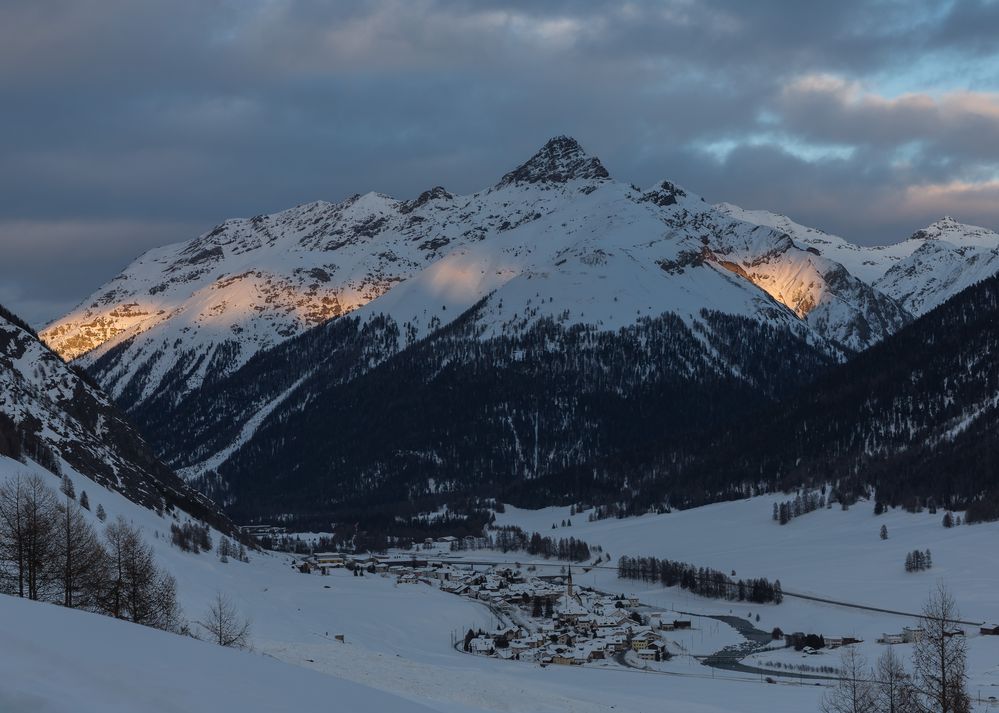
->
[666,273,999,517]
[0,303,227,528]
[1,452,826,713]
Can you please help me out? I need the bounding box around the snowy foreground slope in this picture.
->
[0,455,826,712]
[0,595,435,713]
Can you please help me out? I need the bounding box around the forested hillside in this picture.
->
[661,274,999,520]
[174,300,833,529]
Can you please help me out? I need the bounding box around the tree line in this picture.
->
[772,489,825,525]
[617,555,783,604]
[489,525,592,561]
[0,471,256,650]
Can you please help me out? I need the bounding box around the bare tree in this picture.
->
[912,582,969,713]
[821,647,875,713]
[200,591,251,648]
[102,517,180,631]
[0,474,27,597]
[873,646,916,713]
[0,474,60,601]
[53,493,107,608]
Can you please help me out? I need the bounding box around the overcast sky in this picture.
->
[2,0,999,327]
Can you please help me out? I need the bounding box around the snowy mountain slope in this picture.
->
[665,272,999,518]
[875,217,999,315]
[0,303,227,527]
[123,173,858,517]
[343,175,815,345]
[45,137,913,420]
[41,138,621,412]
[682,202,910,351]
[717,204,999,315]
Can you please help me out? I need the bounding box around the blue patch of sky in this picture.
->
[690,133,855,164]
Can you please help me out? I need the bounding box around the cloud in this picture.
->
[0,0,997,320]
[777,73,999,166]
[0,218,198,328]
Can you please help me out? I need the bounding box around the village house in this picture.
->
[637,643,663,662]
[312,552,346,567]
[517,647,542,663]
[550,647,576,665]
[902,627,925,643]
[980,623,999,636]
[469,636,495,656]
[631,628,658,651]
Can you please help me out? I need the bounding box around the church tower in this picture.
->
[566,565,573,599]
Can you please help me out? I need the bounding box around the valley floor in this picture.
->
[5,453,998,711]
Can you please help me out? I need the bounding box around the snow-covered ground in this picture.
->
[9,450,999,710]
[495,496,999,700]
[1,455,826,712]
[0,594,438,713]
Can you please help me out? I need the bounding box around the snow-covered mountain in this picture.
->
[36,137,999,526]
[0,303,226,526]
[716,205,999,315]
[43,137,917,416]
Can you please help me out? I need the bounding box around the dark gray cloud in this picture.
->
[1,0,997,326]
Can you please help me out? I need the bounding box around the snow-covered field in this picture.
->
[0,594,438,713]
[0,456,825,712]
[8,451,999,711]
[495,496,999,699]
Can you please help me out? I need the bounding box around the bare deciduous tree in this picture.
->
[0,474,28,597]
[873,646,916,713]
[912,581,969,713]
[53,493,107,608]
[200,591,251,648]
[821,647,875,713]
[0,474,59,600]
[102,517,180,631]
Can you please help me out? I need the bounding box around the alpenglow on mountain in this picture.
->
[0,303,228,529]
[39,137,999,526]
[45,136,931,401]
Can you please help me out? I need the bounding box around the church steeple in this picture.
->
[567,565,573,599]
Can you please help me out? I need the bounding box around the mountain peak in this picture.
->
[910,216,962,241]
[498,136,610,186]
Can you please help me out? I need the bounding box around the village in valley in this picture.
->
[283,529,999,686]
[298,546,689,669]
